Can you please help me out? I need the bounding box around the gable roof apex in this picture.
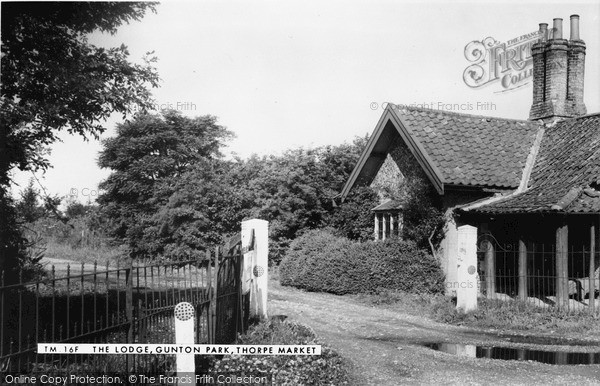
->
[340,105,541,201]
[388,104,534,124]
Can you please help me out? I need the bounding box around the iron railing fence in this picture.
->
[0,240,249,374]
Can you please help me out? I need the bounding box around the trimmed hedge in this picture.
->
[280,229,444,295]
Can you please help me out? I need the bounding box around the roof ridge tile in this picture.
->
[391,104,543,125]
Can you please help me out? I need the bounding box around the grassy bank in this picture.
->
[353,289,600,339]
[43,239,126,266]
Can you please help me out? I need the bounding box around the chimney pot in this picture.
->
[539,23,548,42]
[530,16,586,121]
[552,18,563,39]
[570,14,580,40]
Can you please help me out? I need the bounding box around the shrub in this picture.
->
[279,229,350,290]
[280,229,444,295]
[268,237,291,266]
[0,193,44,283]
[208,320,350,385]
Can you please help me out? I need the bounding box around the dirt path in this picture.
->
[42,257,79,273]
[268,281,600,385]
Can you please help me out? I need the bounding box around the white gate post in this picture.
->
[456,225,478,312]
[174,302,196,385]
[242,219,269,319]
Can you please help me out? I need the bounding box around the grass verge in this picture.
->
[353,289,600,339]
[43,239,126,266]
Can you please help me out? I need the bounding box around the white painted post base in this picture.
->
[241,219,269,319]
[456,225,478,312]
[174,302,196,385]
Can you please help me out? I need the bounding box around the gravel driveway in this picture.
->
[268,281,600,385]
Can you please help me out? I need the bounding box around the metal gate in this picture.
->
[213,235,250,344]
[0,235,250,374]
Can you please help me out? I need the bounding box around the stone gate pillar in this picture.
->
[456,225,478,312]
[242,219,269,319]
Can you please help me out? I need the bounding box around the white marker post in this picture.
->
[241,219,269,319]
[456,225,478,312]
[174,302,196,385]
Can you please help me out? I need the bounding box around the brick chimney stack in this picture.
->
[529,15,586,121]
[566,15,587,116]
[530,23,548,117]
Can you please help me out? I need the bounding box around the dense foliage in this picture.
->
[280,230,445,295]
[144,162,253,259]
[0,2,157,277]
[328,186,379,242]
[15,179,46,224]
[7,181,119,281]
[401,177,446,250]
[227,136,375,263]
[97,110,235,258]
[209,320,351,385]
[369,150,446,251]
[0,195,31,282]
[0,2,159,183]
[97,118,373,261]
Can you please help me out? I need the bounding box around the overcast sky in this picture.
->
[9,0,600,202]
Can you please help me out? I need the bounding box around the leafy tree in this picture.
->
[98,125,370,262]
[64,196,90,219]
[15,178,66,224]
[0,2,159,186]
[143,161,253,259]
[0,195,28,280]
[97,110,234,258]
[15,178,44,223]
[227,136,370,263]
[0,2,158,277]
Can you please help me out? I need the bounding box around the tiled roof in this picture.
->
[390,106,541,188]
[471,113,600,214]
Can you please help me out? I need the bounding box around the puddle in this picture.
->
[424,343,600,365]
[491,334,600,347]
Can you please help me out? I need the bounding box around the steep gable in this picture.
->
[341,105,541,199]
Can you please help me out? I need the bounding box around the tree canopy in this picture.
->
[224,137,376,263]
[0,1,159,187]
[0,1,158,277]
[97,110,374,263]
[97,110,235,258]
[15,179,44,224]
